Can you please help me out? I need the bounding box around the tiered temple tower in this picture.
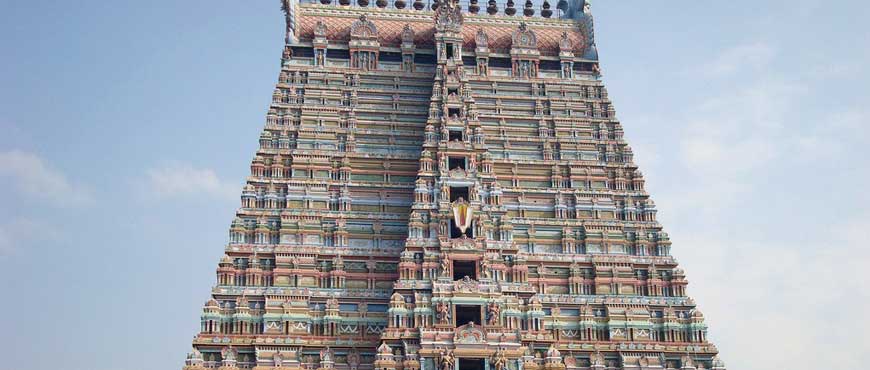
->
[183,1,726,370]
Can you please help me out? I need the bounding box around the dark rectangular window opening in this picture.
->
[380,51,403,63]
[462,56,477,67]
[449,186,468,202]
[447,88,458,96]
[455,305,482,326]
[459,359,485,370]
[489,57,512,68]
[539,59,561,71]
[574,62,594,72]
[448,129,463,141]
[448,158,467,172]
[291,46,315,58]
[453,261,476,281]
[414,53,436,65]
[447,108,461,118]
[326,48,350,59]
[446,43,455,59]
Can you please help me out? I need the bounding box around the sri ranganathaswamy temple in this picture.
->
[183,0,726,369]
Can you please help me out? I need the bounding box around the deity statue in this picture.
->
[222,346,237,362]
[439,350,455,370]
[347,349,361,370]
[440,254,451,276]
[320,346,333,363]
[492,348,507,370]
[638,356,649,367]
[681,355,694,368]
[316,49,325,66]
[486,302,500,325]
[437,301,451,324]
[377,342,392,355]
[590,351,604,366]
[273,351,284,367]
[440,219,449,237]
[546,344,560,358]
[480,258,491,279]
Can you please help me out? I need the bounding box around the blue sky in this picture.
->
[1,0,868,369]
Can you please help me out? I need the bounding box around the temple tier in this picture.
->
[183,1,726,369]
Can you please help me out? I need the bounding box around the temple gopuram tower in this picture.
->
[183,1,727,370]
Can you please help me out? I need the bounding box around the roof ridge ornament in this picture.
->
[434,0,463,33]
[475,28,489,49]
[314,20,327,38]
[512,22,538,50]
[401,24,415,43]
[350,14,378,40]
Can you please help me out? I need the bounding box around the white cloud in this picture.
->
[677,215,870,370]
[146,162,238,199]
[0,150,92,206]
[662,40,820,214]
[648,40,870,369]
[680,81,806,173]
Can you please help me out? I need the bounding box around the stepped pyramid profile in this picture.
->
[183,1,726,369]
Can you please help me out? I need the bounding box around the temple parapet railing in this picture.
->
[212,286,393,299]
[226,244,406,257]
[294,0,588,20]
[536,294,697,307]
[193,333,401,346]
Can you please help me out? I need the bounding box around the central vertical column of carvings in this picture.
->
[377,2,536,370]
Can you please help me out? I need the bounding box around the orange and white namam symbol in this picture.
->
[451,197,473,233]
